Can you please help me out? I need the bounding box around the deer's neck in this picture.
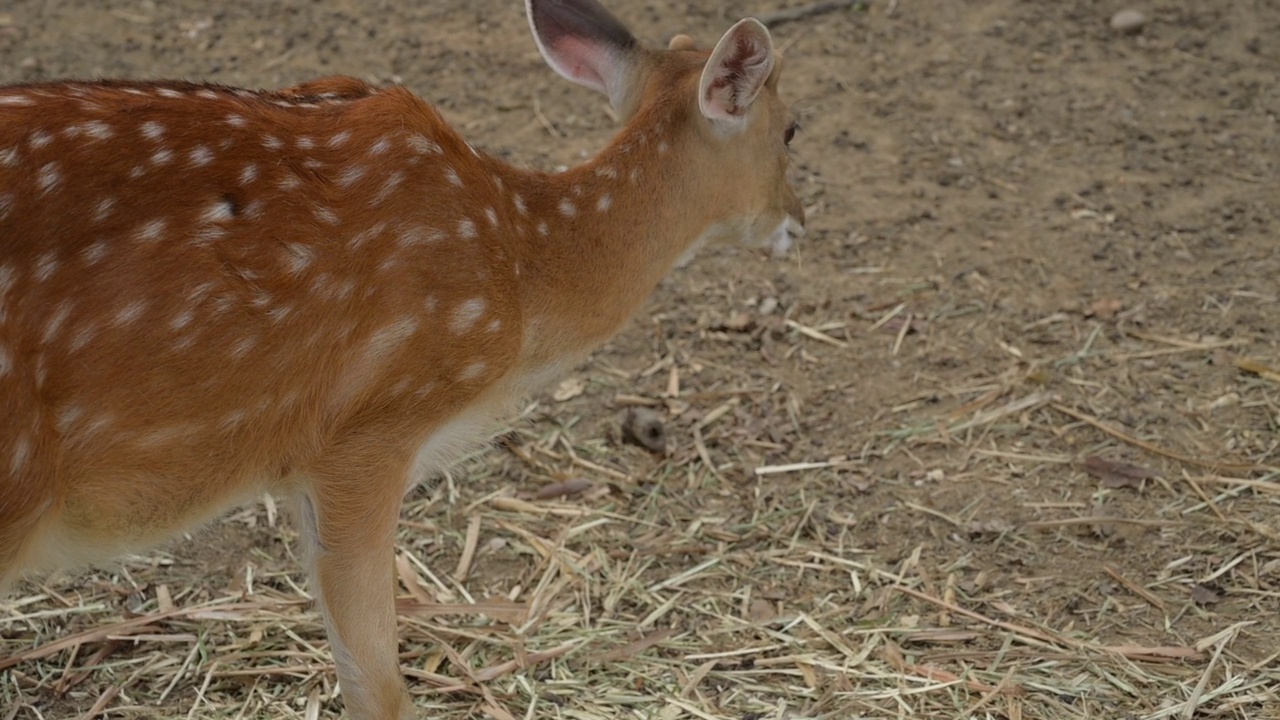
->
[497,102,710,371]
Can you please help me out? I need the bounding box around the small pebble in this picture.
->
[1110,9,1148,34]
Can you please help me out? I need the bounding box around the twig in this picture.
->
[1050,403,1276,474]
[785,319,849,348]
[1104,565,1165,611]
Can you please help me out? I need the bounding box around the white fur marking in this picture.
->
[450,298,487,334]
[135,218,166,242]
[140,121,165,140]
[114,299,147,326]
[37,163,61,193]
[188,145,214,166]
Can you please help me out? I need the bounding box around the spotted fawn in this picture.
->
[0,0,804,716]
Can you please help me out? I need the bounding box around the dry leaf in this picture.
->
[534,478,592,500]
[714,312,756,333]
[1081,455,1158,489]
[552,377,585,402]
[747,598,776,623]
[966,519,1015,536]
[1087,297,1124,319]
[1191,584,1221,606]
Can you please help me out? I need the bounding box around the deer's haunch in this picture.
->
[0,1,804,716]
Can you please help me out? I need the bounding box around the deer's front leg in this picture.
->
[295,474,413,720]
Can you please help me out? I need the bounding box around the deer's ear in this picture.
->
[526,0,638,109]
[699,19,775,125]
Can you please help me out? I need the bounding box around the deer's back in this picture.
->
[0,80,523,557]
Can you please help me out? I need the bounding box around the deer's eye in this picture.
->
[783,120,799,146]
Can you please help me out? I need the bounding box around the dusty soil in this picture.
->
[2,1,1278,718]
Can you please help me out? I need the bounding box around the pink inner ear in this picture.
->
[549,36,609,94]
[702,23,774,120]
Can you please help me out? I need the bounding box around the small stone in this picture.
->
[1110,9,1148,34]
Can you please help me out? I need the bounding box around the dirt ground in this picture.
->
[2,1,1279,718]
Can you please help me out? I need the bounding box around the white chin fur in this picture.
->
[767,215,805,257]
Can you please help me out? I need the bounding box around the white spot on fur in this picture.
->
[458,219,477,239]
[596,194,612,212]
[82,240,109,265]
[408,134,441,154]
[558,198,577,217]
[397,225,445,248]
[284,243,314,274]
[446,167,463,187]
[188,145,214,166]
[276,172,301,191]
[338,165,367,187]
[34,252,60,282]
[140,121,165,140]
[230,336,257,359]
[327,131,352,148]
[240,163,259,185]
[202,201,234,223]
[450,298,487,334]
[458,362,486,381]
[55,405,84,432]
[151,148,174,166]
[135,218,167,242]
[367,317,419,359]
[37,163,61,193]
[349,222,388,250]
[42,301,72,342]
[372,171,404,205]
[92,197,116,222]
[9,435,31,475]
[28,130,53,149]
[219,409,247,430]
[114,299,147,327]
[73,121,113,141]
[170,308,195,331]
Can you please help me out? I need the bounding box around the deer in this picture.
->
[0,0,804,716]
